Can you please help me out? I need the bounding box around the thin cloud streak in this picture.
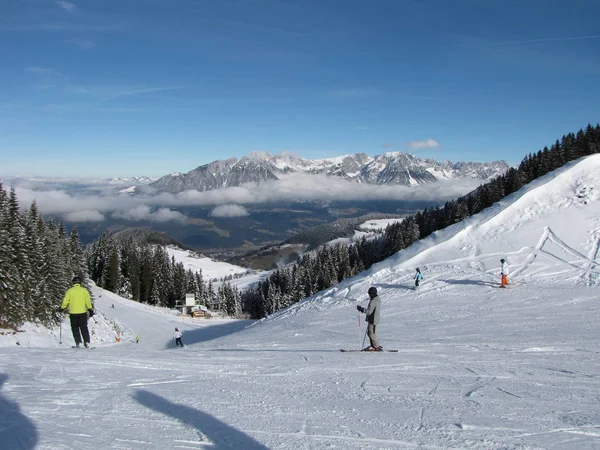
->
[116,86,184,98]
[26,67,61,76]
[383,139,441,151]
[328,88,379,98]
[65,38,95,50]
[24,67,183,100]
[55,1,76,13]
[64,85,184,99]
[0,23,123,32]
[490,34,600,46]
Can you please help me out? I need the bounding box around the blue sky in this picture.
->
[1,0,599,178]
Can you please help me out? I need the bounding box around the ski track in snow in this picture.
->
[2,155,600,449]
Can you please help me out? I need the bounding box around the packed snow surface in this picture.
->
[164,246,249,280]
[2,156,600,449]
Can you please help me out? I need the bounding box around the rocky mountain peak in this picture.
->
[142,151,509,194]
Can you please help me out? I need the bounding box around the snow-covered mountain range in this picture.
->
[108,176,154,185]
[146,151,509,194]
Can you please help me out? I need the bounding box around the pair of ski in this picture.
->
[71,346,95,349]
[340,348,398,352]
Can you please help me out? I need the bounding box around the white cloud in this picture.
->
[63,210,105,222]
[408,139,441,150]
[112,205,186,223]
[490,34,600,47]
[56,1,76,13]
[383,139,442,151]
[210,204,250,218]
[13,174,481,224]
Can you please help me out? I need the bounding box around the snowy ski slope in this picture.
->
[1,155,600,449]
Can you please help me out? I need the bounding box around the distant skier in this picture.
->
[136,336,140,344]
[356,287,382,351]
[60,276,94,348]
[500,259,509,287]
[413,268,423,289]
[173,328,184,347]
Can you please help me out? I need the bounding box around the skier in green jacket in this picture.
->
[60,276,94,348]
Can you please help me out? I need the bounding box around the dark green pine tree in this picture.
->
[194,271,204,304]
[125,243,141,300]
[42,220,69,322]
[56,221,73,284]
[25,202,48,323]
[205,280,215,309]
[403,217,420,246]
[454,200,470,223]
[139,246,154,303]
[172,257,187,306]
[348,244,365,276]
[150,280,161,306]
[2,188,29,325]
[186,270,197,302]
[0,183,19,327]
[151,247,168,306]
[69,227,88,284]
[106,242,122,293]
[266,284,281,315]
[503,167,524,196]
[222,283,240,316]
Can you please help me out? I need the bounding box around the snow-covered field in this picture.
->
[358,218,404,231]
[326,218,405,247]
[165,246,250,280]
[2,156,600,449]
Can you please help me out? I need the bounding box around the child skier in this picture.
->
[173,328,184,347]
[413,268,423,289]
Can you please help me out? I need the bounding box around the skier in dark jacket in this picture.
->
[60,276,94,348]
[357,286,382,351]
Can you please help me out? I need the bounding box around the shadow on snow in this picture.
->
[376,283,415,292]
[441,279,499,287]
[164,320,253,349]
[0,374,38,450]
[133,389,269,450]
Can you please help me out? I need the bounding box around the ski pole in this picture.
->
[362,327,368,351]
[357,307,361,350]
[59,318,62,345]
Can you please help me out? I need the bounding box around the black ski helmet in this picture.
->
[72,276,81,284]
[368,286,377,297]
[500,259,505,263]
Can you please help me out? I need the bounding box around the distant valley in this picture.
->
[15,150,509,263]
[72,199,436,261]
